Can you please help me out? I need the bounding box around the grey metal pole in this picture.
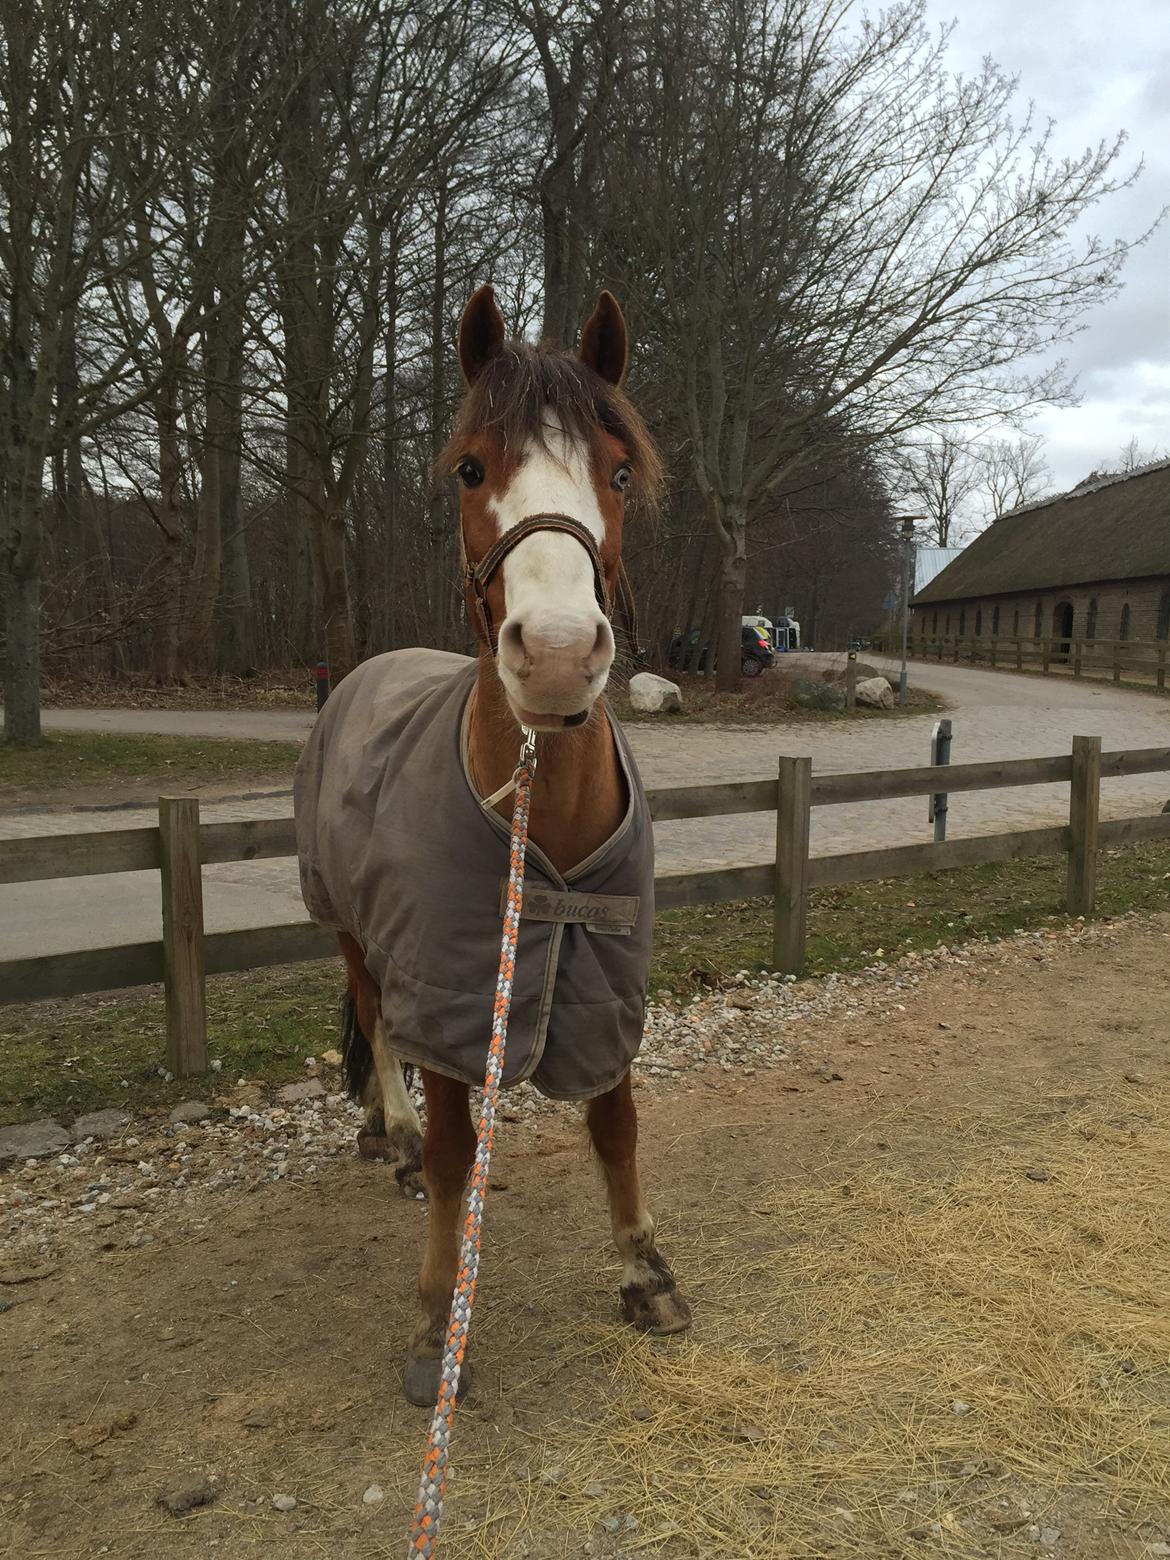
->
[930,718,953,841]
[898,517,914,703]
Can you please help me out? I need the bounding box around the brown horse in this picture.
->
[294,285,690,1406]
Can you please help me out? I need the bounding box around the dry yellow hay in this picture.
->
[457,1087,1170,1558]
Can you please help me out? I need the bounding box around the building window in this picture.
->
[959,607,966,635]
[975,609,982,636]
[1013,607,1020,637]
[1120,604,1132,641]
[1034,601,1043,639]
[1158,590,1170,642]
[1086,598,1098,639]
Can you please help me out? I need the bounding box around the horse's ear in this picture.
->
[580,290,628,386]
[459,284,506,384]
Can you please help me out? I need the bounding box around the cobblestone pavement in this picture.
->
[3,657,1168,958]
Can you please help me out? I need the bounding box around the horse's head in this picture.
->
[443,286,661,732]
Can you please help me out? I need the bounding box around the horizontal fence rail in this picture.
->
[886,633,1168,690]
[2,737,1169,1073]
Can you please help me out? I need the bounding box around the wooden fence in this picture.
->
[2,736,1169,1075]
[892,632,1168,689]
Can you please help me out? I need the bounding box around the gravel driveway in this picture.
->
[3,657,1168,959]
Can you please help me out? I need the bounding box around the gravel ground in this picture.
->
[0,913,1138,1277]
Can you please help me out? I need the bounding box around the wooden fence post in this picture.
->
[1159,645,1167,693]
[845,653,858,710]
[1112,642,1122,683]
[1015,638,1022,671]
[1042,636,1051,675]
[774,756,812,975]
[1066,735,1101,919]
[159,796,208,1077]
[1073,639,1083,678]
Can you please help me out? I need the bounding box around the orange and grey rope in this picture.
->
[408,726,538,1558]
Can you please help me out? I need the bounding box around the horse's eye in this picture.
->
[612,465,632,492]
[457,458,484,488]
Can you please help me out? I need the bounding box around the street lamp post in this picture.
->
[897,514,925,705]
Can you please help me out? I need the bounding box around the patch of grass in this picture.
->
[0,963,343,1126]
[3,841,1169,1128]
[650,838,1170,991]
[0,731,301,801]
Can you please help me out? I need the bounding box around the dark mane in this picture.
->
[437,341,664,504]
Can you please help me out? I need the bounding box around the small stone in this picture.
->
[322,1049,343,1067]
[1147,1544,1170,1557]
[169,1101,211,1125]
[362,1484,384,1506]
[0,1119,70,1162]
[951,1400,972,1416]
[276,1079,326,1104]
[72,1109,130,1142]
[1124,1072,1147,1086]
[540,1466,565,1486]
[157,1477,216,1516]
[1025,1167,1051,1183]
[584,1480,605,1498]
[601,1517,621,1533]
[1038,1528,1060,1548]
[272,1493,297,1512]
[631,1406,652,1422]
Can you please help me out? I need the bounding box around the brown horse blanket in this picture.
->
[293,649,654,1100]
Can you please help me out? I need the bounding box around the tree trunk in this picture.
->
[4,563,41,745]
[306,486,356,676]
[714,504,747,693]
[149,387,185,684]
[428,177,450,646]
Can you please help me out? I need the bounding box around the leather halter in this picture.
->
[462,510,638,655]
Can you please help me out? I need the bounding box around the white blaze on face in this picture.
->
[489,419,616,725]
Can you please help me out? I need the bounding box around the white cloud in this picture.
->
[920,0,1170,488]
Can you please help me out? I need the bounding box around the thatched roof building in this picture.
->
[911,459,1170,646]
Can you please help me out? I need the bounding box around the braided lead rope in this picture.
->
[408,726,538,1559]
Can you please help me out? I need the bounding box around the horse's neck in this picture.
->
[466,652,627,877]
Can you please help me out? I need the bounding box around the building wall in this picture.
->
[912,576,1170,645]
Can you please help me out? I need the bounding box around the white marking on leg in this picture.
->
[370,1016,422,1147]
[613,1207,659,1290]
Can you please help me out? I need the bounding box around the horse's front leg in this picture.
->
[403,1068,476,1406]
[586,1074,691,1334]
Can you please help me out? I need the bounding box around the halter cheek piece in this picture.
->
[461,511,639,726]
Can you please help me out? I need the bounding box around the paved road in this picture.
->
[4,657,1168,960]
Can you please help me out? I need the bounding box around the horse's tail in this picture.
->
[340,990,374,1105]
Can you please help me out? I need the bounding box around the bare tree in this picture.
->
[606,0,1147,689]
[895,434,982,546]
[979,434,1051,518]
[1117,436,1167,472]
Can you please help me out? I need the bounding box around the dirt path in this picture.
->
[3,916,1170,1559]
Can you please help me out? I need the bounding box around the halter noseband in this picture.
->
[462,510,638,657]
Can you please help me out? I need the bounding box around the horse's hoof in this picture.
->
[393,1134,425,1198]
[402,1352,473,1408]
[356,1129,395,1162]
[621,1283,693,1336]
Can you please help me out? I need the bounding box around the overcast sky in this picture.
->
[921,0,1169,495]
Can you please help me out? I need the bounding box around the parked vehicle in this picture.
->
[667,625,776,676]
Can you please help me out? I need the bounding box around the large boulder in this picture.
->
[791,677,845,712]
[628,672,683,714]
[855,675,895,710]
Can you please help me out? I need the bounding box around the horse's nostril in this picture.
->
[586,619,614,676]
[498,618,527,670]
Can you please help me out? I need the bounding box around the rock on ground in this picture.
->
[0,1119,70,1162]
[855,676,895,709]
[276,1078,326,1104]
[628,672,682,714]
[169,1100,212,1124]
[71,1109,130,1142]
[156,1477,217,1517]
[792,677,845,712]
